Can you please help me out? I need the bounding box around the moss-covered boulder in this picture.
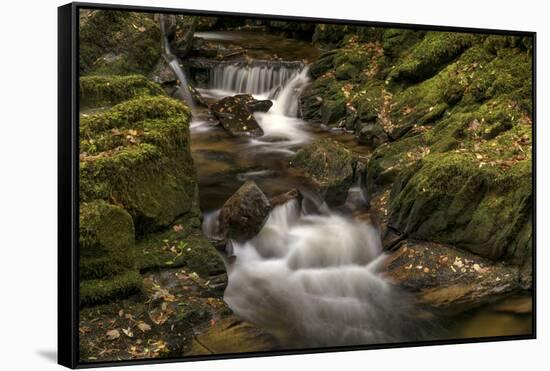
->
[290,139,362,206]
[79,94,198,235]
[136,219,225,278]
[301,37,386,128]
[79,9,161,75]
[304,26,533,273]
[387,32,478,83]
[79,75,165,108]
[389,134,532,264]
[79,200,142,306]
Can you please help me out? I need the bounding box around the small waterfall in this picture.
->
[270,67,309,117]
[159,15,195,107]
[214,196,426,347]
[208,62,305,96]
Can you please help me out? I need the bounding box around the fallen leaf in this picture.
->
[137,322,152,332]
[106,329,120,340]
[122,327,134,338]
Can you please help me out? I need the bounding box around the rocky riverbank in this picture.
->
[77,9,533,362]
[299,27,533,289]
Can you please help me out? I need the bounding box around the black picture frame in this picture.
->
[58,2,537,368]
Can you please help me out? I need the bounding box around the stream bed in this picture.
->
[185,30,532,349]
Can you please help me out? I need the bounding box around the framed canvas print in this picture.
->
[58,2,536,368]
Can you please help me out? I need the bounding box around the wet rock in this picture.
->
[290,139,358,206]
[356,122,389,148]
[149,58,177,85]
[210,95,266,137]
[188,85,208,107]
[269,188,301,207]
[186,316,279,355]
[234,94,273,112]
[218,180,272,241]
[383,240,521,310]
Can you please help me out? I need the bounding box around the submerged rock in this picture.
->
[218,180,272,242]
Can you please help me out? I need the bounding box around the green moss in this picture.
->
[303,24,533,268]
[300,75,348,126]
[136,226,225,278]
[78,200,142,306]
[388,123,532,262]
[80,271,143,307]
[313,24,356,45]
[389,31,478,82]
[291,139,360,205]
[335,63,359,80]
[79,200,135,280]
[381,28,425,58]
[79,95,197,235]
[79,10,161,75]
[79,75,165,108]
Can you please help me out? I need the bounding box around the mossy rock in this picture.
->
[290,139,360,205]
[300,75,347,126]
[309,51,336,79]
[335,63,359,80]
[313,24,356,45]
[136,220,225,278]
[389,150,532,263]
[79,95,197,235]
[79,10,161,75]
[79,200,136,280]
[80,270,143,307]
[79,75,165,108]
[381,28,425,58]
[388,32,478,83]
[366,135,425,194]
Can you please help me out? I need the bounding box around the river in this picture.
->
[182,30,531,349]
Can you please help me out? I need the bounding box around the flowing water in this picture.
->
[159,15,195,107]
[183,31,532,348]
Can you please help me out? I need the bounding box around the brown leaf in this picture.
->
[137,322,152,332]
[106,329,120,340]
